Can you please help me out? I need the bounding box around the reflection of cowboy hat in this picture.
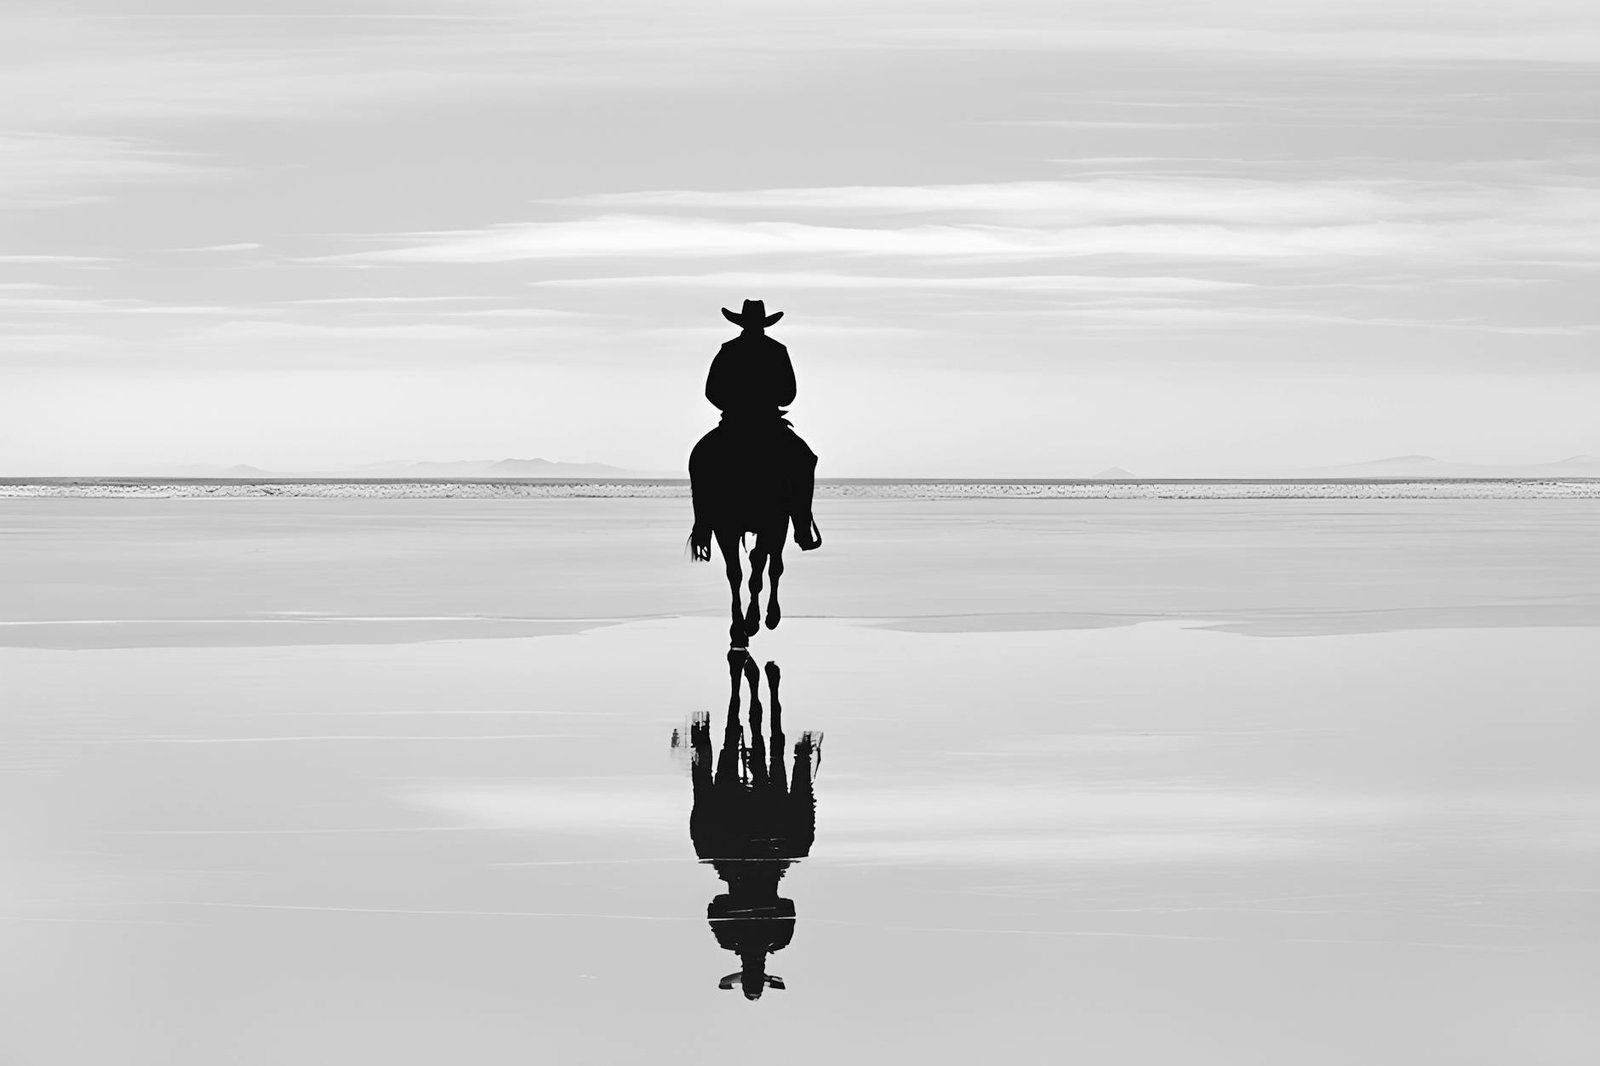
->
[719,971,786,1000]
[722,299,783,328]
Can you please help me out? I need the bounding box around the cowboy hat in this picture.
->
[722,299,783,328]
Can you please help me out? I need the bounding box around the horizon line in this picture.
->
[5,474,1600,485]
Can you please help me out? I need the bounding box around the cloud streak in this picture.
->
[336,176,1600,268]
[0,133,218,206]
[554,178,1421,224]
[532,271,1253,293]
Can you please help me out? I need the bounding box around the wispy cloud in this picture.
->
[328,214,1411,264]
[8,0,1585,153]
[0,255,116,264]
[282,295,499,306]
[884,0,1600,63]
[553,178,1407,224]
[943,304,1600,334]
[334,175,1600,267]
[0,11,812,129]
[532,272,1253,293]
[896,24,1600,63]
[0,132,217,206]
[0,296,235,316]
[179,242,263,253]
[189,319,542,344]
[433,307,585,319]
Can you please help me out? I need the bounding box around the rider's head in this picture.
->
[722,299,783,334]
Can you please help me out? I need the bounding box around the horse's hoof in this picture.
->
[744,603,761,637]
[765,600,781,630]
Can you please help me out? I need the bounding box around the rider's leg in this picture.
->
[784,431,820,551]
[688,428,720,560]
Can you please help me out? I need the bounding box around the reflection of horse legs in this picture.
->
[746,660,769,789]
[765,661,787,792]
[716,651,754,787]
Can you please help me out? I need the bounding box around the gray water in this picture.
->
[2,498,1597,1064]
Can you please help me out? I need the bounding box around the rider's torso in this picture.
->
[706,334,797,417]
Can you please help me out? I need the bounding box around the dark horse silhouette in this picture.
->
[688,299,820,649]
[689,427,797,648]
[672,651,821,1000]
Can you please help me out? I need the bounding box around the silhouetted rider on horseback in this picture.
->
[689,300,821,561]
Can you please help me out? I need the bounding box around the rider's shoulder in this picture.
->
[723,334,787,354]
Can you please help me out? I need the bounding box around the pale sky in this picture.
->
[3,0,1598,476]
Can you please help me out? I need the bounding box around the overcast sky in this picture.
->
[3,0,1598,475]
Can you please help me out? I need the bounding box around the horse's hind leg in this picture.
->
[743,534,766,638]
[716,530,747,648]
[765,524,786,630]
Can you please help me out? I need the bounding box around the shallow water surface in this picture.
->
[2,500,1597,1064]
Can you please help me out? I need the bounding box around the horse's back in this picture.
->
[690,422,792,531]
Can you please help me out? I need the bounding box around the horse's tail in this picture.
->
[686,533,712,563]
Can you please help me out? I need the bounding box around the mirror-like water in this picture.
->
[3,499,1597,1064]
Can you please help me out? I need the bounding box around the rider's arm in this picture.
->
[771,341,797,407]
[705,343,735,411]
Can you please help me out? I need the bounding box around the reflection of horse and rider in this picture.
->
[689,300,822,647]
[674,651,822,1000]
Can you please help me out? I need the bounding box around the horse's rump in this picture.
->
[690,420,804,532]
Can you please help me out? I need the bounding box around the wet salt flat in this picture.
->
[4,477,1599,500]
[3,499,1598,1064]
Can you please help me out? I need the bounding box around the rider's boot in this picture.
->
[690,511,713,561]
[789,436,821,551]
[690,526,713,561]
[688,435,715,561]
[792,513,822,551]
[689,486,713,561]
[789,469,821,551]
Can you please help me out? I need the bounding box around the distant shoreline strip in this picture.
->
[2,478,1597,500]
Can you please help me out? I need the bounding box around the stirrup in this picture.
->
[793,516,822,551]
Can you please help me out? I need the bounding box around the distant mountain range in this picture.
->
[166,458,672,479]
